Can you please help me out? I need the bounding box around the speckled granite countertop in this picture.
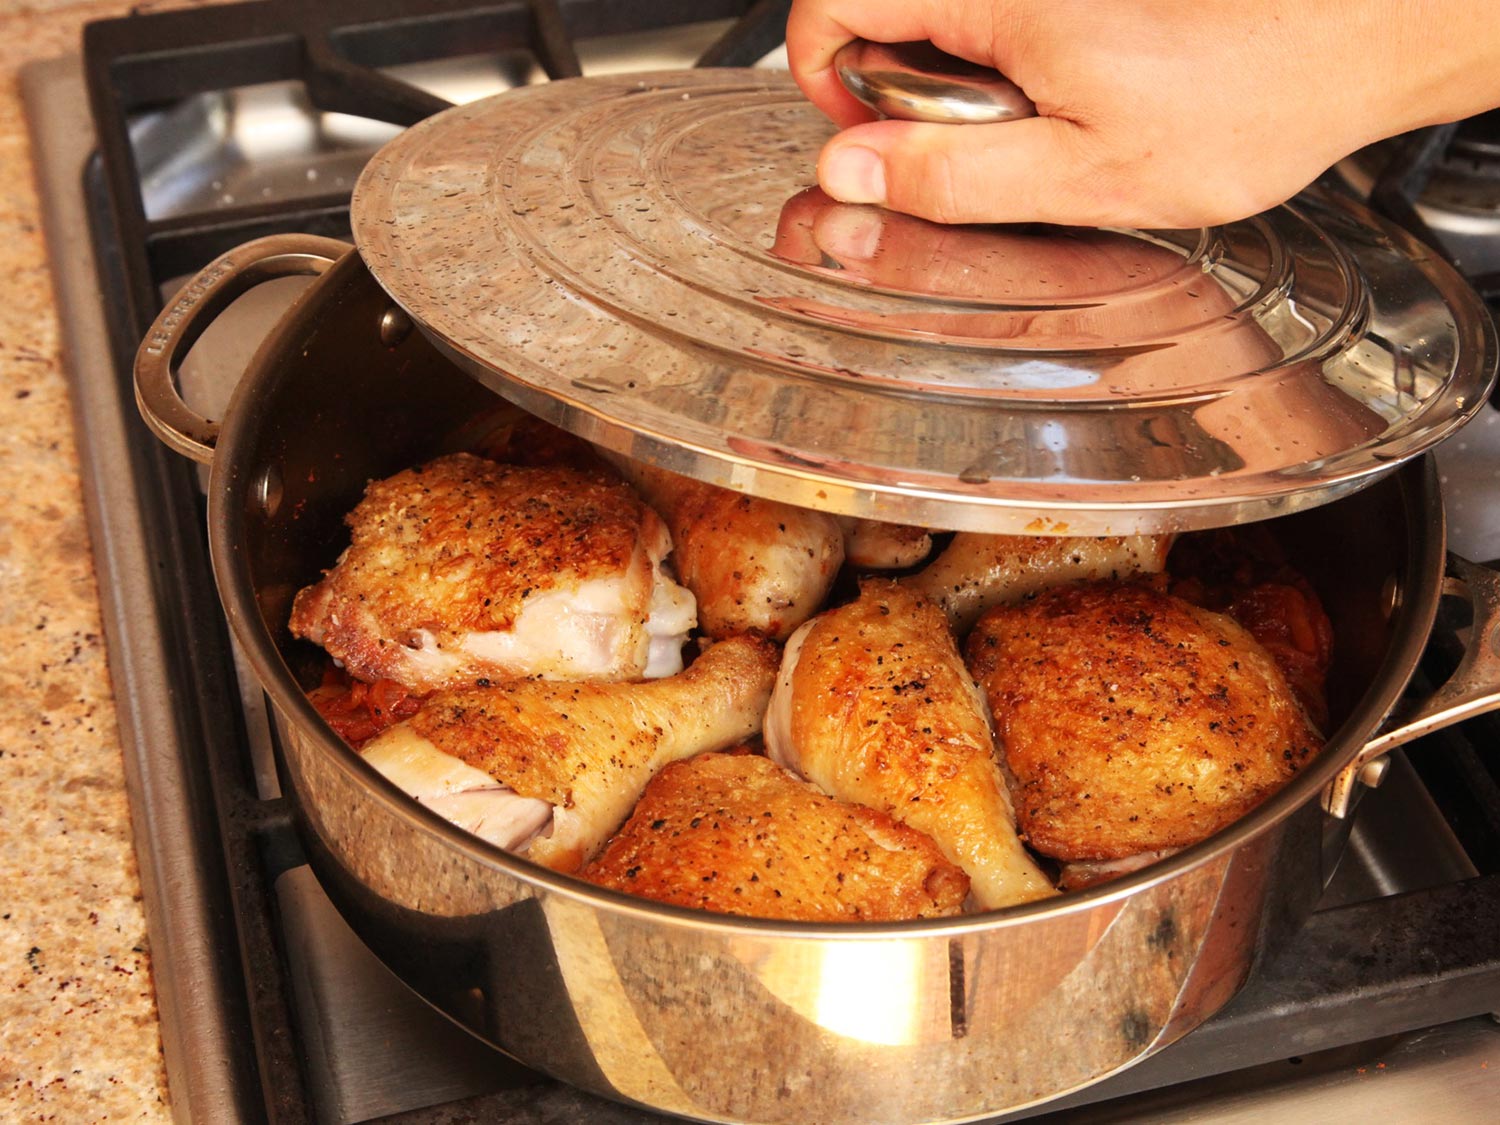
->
[0,3,225,1120]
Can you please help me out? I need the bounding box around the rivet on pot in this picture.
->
[1379,573,1402,620]
[1357,756,1391,790]
[379,306,413,348]
[254,464,284,518]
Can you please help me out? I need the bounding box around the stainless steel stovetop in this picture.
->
[22,6,1500,1122]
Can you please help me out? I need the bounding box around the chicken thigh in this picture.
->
[600,457,844,641]
[965,580,1322,863]
[902,533,1172,635]
[580,751,969,921]
[290,453,696,692]
[764,581,1056,910]
[361,634,781,871]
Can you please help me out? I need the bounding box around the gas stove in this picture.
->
[1333,109,1500,283]
[22,2,1500,1121]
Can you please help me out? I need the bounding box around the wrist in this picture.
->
[1380,0,1500,131]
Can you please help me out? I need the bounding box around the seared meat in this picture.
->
[764,580,1057,910]
[359,634,781,872]
[580,751,969,921]
[902,533,1172,635]
[965,580,1322,862]
[840,517,933,570]
[600,456,844,641]
[289,453,695,692]
[1054,851,1177,892]
[1167,527,1335,728]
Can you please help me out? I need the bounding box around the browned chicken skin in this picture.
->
[600,457,845,641]
[902,533,1173,635]
[840,517,933,570]
[764,581,1057,910]
[580,751,970,921]
[965,580,1322,862]
[361,634,781,872]
[289,453,695,692]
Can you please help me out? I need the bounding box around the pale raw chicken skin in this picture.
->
[289,453,695,692]
[362,735,553,851]
[902,533,1172,635]
[764,580,1056,911]
[599,455,844,641]
[359,635,782,871]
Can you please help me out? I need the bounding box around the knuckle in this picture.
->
[926,149,972,225]
[1064,127,1275,229]
[902,144,973,225]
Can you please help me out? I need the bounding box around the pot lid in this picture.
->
[351,69,1496,534]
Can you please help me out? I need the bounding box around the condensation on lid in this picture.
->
[351,69,1497,534]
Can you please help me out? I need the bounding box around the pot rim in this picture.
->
[207,247,1449,940]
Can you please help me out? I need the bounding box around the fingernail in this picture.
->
[822,145,886,205]
[816,207,883,262]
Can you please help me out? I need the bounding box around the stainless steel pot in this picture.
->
[137,233,1500,1124]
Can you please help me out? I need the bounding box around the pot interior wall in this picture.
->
[229,252,502,685]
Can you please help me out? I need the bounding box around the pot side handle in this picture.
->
[1325,553,1500,817]
[134,234,353,464]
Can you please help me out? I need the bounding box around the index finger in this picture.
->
[786,0,1020,122]
[784,0,881,127]
[786,0,1000,127]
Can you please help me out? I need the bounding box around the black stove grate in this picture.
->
[81,0,788,343]
[64,4,1500,1122]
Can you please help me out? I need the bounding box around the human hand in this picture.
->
[787,0,1500,228]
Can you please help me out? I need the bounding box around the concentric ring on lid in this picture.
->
[352,69,1495,535]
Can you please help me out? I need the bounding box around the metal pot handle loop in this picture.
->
[1325,553,1500,816]
[134,234,353,464]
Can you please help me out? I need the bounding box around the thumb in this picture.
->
[817,117,1126,227]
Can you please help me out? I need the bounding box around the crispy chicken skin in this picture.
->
[902,533,1172,635]
[579,751,969,921]
[361,634,781,872]
[965,581,1322,862]
[289,453,695,692]
[600,456,844,641]
[764,580,1057,910]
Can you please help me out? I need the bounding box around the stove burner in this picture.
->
[1449,109,1500,171]
[1333,120,1500,287]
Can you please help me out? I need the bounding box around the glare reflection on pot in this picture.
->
[746,939,930,1047]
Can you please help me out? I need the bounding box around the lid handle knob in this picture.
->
[833,39,1037,125]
